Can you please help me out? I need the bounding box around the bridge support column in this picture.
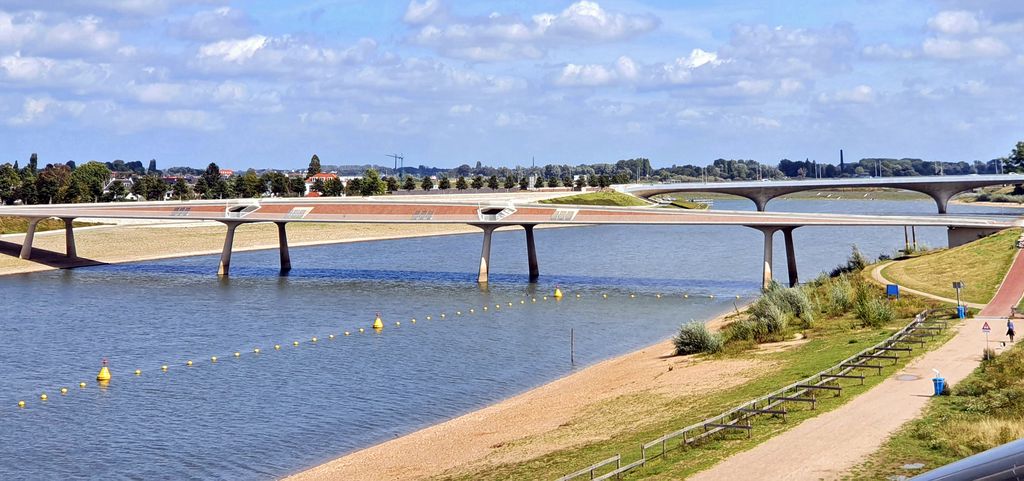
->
[782,227,798,287]
[218,221,240,276]
[524,224,539,282]
[476,225,498,284]
[276,222,291,273]
[947,226,1001,248]
[62,218,77,258]
[751,195,770,212]
[19,218,41,260]
[761,228,776,290]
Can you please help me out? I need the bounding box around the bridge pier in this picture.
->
[524,224,539,281]
[948,226,1002,248]
[761,227,776,289]
[218,221,240,276]
[476,225,498,284]
[62,217,77,258]
[276,222,291,273]
[783,227,798,287]
[18,217,43,260]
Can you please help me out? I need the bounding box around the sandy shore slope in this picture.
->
[285,311,758,481]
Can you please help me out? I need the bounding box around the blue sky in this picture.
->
[1,0,1022,169]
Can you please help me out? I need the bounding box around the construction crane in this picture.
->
[386,153,404,178]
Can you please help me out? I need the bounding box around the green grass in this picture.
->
[0,217,101,235]
[847,343,1024,480]
[881,228,1020,304]
[669,199,708,209]
[436,280,952,481]
[539,191,650,207]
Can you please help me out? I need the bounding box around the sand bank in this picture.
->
[285,310,757,481]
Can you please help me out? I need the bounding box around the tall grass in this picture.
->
[673,322,723,355]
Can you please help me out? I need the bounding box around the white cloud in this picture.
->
[404,0,444,25]
[0,52,111,88]
[656,48,722,84]
[169,7,252,41]
[928,10,981,35]
[819,85,875,104]
[194,36,383,75]
[0,11,121,56]
[862,43,914,60]
[922,36,1010,59]
[7,95,86,126]
[409,1,658,61]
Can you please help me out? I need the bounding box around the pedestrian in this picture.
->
[1008,319,1016,343]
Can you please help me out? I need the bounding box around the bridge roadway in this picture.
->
[618,173,1024,213]
[1,198,1018,288]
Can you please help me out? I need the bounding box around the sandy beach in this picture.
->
[285,310,756,481]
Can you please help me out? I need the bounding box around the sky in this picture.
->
[1,0,1022,170]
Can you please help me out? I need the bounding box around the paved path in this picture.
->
[690,315,994,481]
[978,250,1024,318]
[870,262,985,309]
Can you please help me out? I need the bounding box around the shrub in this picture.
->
[673,322,723,355]
[829,246,869,277]
[724,319,755,342]
[855,296,894,328]
[824,276,853,315]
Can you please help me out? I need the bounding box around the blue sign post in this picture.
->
[886,284,899,299]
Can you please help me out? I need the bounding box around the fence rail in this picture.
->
[556,308,954,480]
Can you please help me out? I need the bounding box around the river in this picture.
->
[0,198,1016,480]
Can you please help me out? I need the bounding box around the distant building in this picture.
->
[219,169,234,178]
[305,172,339,196]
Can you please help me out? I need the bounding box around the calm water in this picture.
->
[0,198,1017,480]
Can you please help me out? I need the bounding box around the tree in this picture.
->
[439,176,451,190]
[37,164,72,203]
[201,163,226,199]
[421,176,434,191]
[403,176,417,191]
[547,177,560,188]
[72,161,111,202]
[1004,141,1024,172]
[487,175,499,190]
[455,176,468,190]
[358,169,386,196]
[471,175,484,189]
[385,176,400,192]
[0,163,21,204]
[311,179,325,193]
[323,177,344,196]
[575,177,585,189]
[588,175,599,187]
[307,154,322,178]
[503,175,517,189]
[519,177,529,190]
[107,180,127,201]
[235,170,263,197]
[141,175,168,201]
[147,159,160,176]
[534,176,545,189]
[289,177,307,196]
[171,178,193,200]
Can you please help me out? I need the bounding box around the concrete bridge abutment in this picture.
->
[947,226,1003,248]
[474,224,499,284]
[750,226,799,290]
[276,221,291,273]
[62,217,77,258]
[524,224,539,282]
[217,221,240,276]
[18,217,41,260]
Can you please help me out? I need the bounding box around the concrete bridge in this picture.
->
[618,174,1024,213]
[1,198,1018,289]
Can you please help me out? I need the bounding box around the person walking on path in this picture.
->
[1008,319,1016,343]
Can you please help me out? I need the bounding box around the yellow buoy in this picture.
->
[483,306,487,311]
[312,337,318,342]
[293,341,300,346]
[456,311,462,315]
[187,360,193,366]
[411,319,416,324]
[520,300,525,304]
[531,298,536,303]
[161,365,168,372]
[40,393,48,401]
[656,294,662,298]
[134,369,142,376]
[344,332,350,336]
[60,387,68,395]
[469,309,475,313]
[373,313,384,329]
[329,334,335,339]
[211,356,217,362]
[543,296,548,300]
[735,295,740,299]
[359,328,365,333]
[395,321,401,326]
[275,344,281,350]
[96,359,111,382]
[630,294,636,298]
[254,348,261,353]
[79,382,86,388]
[18,400,25,408]
[428,315,434,320]
[603,293,608,298]
[234,352,241,357]
[684,294,689,298]
[709,295,715,299]
[509,302,513,306]
[554,287,563,299]
[495,304,500,309]
[576,294,581,299]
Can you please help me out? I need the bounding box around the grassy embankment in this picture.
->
[438,259,956,480]
[881,228,1021,304]
[848,344,1024,479]
[539,191,650,207]
[0,217,101,235]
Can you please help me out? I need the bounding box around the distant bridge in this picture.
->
[1,198,1019,289]
[617,174,1024,213]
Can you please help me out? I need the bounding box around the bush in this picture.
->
[724,319,756,342]
[824,276,853,315]
[829,245,869,277]
[854,295,895,328]
[673,322,723,355]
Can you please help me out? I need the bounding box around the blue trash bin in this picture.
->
[957,306,966,319]
[933,377,945,396]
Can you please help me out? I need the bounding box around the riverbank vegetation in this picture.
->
[882,228,1020,304]
[849,344,1024,479]
[0,217,101,235]
[539,191,649,207]
[441,255,954,480]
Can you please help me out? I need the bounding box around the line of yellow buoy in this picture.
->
[14,289,743,409]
